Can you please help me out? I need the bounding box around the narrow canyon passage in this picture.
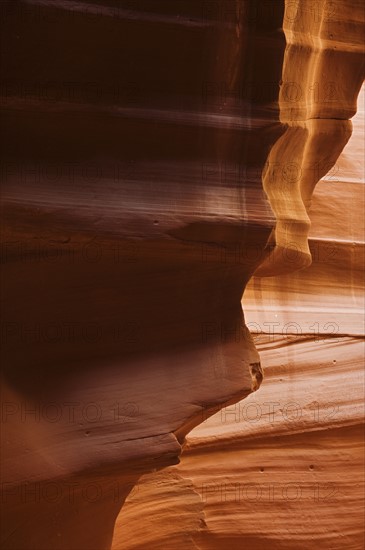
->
[1,2,364,549]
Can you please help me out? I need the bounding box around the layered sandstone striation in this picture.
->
[112,2,365,549]
[1,2,283,548]
[113,77,365,550]
[256,0,364,276]
[1,1,364,550]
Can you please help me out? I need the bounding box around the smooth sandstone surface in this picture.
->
[113,84,365,549]
[1,1,364,549]
[112,2,365,548]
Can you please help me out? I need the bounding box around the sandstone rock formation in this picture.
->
[112,81,365,550]
[1,1,364,550]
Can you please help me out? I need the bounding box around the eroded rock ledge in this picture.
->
[1,1,363,549]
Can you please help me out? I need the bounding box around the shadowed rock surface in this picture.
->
[113,84,365,549]
[0,1,364,549]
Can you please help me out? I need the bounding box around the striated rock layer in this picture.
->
[113,85,365,549]
[112,2,365,550]
[113,339,364,550]
[1,2,283,548]
[1,1,364,549]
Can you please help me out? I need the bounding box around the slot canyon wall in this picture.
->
[113,83,365,550]
[0,1,364,550]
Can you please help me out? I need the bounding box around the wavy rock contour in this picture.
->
[0,1,364,549]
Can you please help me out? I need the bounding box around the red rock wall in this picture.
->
[1,1,364,549]
[112,82,365,550]
[112,2,365,548]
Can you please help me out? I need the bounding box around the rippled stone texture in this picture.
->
[113,85,365,550]
[0,1,364,549]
